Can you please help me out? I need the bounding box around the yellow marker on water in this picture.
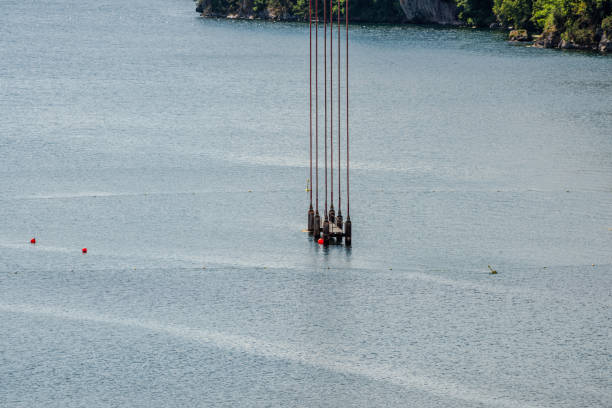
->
[488,265,497,275]
[305,178,311,192]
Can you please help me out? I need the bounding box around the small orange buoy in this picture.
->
[82,248,87,254]
[318,238,324,245]
[30,238,36,244]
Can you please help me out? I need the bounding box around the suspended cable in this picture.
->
[324,0,328,219]
[346,0,350,219]
[309,0,312,208]
[315,0,319,214]
[329,0,334,220]
[306,0,350,244]
[307,0,314,233]
[337,0,341,225]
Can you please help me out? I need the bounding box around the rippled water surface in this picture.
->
[1,0,611,407]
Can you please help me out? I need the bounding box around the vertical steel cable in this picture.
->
[324,0,328,217]
[330,0,333,210]
[337,0,341,215]
[315,0,319,213]
[346,0,349,218]
[309,0,312,207]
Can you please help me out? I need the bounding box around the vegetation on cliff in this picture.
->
[195,0,612,50]
[196,0,405,22]
[496,0,612,49]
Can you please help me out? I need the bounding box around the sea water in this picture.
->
[1,0,611,406]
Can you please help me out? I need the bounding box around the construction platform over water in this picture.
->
[304,0,353,247]
[307,209,351,246]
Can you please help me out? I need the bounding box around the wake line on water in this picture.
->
[12,190,243,200]
[222,152,435,174]
[0,302,541,408]
[2,241,608,308]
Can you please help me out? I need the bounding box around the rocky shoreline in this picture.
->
[196,3,299,21]
[195,0,459,25]
[194,0,611,53]
[509,28,612,52]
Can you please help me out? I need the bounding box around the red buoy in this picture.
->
[82,247,87,254]
[30,238,36,244]
[318,238,324,245]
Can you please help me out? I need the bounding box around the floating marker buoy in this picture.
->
[82,248,87,254]
[318,238,324,245]
[30,238,36,244]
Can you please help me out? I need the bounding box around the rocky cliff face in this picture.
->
[399,0,458,25]
[534,26,612,52]
[599,32,612,52]
[196,0,297,20]
[196,0,459,25]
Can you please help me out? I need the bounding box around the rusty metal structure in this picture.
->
[306,0,351,246]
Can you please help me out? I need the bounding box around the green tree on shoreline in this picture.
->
[196,0,612,48]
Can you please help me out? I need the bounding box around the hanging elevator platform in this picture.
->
[306,212,351,246]
[305,0,352,247]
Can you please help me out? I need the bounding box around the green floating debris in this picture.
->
[488,265,497,275]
